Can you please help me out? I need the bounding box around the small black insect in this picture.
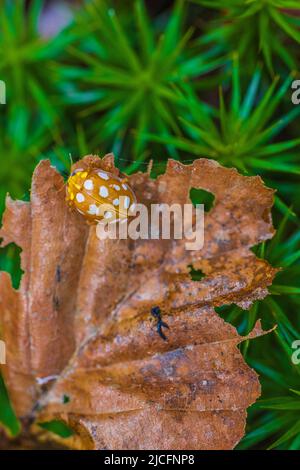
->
[55,265,61,283]
[151,306,169,341]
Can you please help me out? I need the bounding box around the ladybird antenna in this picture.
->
[69,153,74,168]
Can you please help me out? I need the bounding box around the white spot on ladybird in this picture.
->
[98,171,109,180]
[122,183,128,190]
[113,184,120,191]
[104,211,113,219]
[124,196,130,209]
[113,198,119,206]
[76,193,85,203]
[84,179,94,190]
[99,186,109,198]
[88,204,98,215]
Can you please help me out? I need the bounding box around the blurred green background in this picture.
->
[0,0,300,450]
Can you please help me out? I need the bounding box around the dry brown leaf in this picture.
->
[0,155,277,450]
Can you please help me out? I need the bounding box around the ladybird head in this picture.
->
[66,169,88,202]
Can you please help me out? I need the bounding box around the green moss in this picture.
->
[38,420,74,439]
[0,375,20,437]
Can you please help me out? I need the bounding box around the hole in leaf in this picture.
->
[250,241,267,260]
[0,243,23,289]
[0,374,21,437]
[38,420,74,438]
[150,160,168,180]
[62,394,70,404]
[189,188,215,212]
[21,190,30,202]
[188,264,205,281]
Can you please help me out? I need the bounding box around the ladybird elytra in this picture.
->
[66,167,136,223]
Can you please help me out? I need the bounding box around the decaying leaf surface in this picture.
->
[0,155,277,450]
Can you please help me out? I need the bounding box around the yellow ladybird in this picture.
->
[66,167,136,223]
